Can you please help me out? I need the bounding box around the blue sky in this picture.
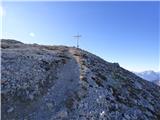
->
[1,1,159,72]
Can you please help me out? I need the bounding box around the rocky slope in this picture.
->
[1,39,160,120]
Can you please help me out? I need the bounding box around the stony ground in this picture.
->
[1,39,160,120]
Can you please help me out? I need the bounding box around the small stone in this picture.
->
[57,110,68,118]
[1,80,7,84]
[124,114,130,119]
[145,111,153,117]
[7,107,14,113]
[29,94,34,100]
[46,102,54,109]
[100,111,105,117]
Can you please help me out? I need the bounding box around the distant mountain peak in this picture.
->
[134,70,160,86]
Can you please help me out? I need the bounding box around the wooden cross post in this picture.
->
[73,34,81,48]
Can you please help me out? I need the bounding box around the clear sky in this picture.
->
[1,1,159,72]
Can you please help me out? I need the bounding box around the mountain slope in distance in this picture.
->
[135,71,160,86]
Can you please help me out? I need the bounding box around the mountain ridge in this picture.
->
[1,39,160,120]
[134,71,160,86]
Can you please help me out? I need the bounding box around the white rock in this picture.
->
[7,107,14,113]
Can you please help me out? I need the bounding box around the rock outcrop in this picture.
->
[1,39,160,120]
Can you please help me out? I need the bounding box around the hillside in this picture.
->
[1,39,160,120]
